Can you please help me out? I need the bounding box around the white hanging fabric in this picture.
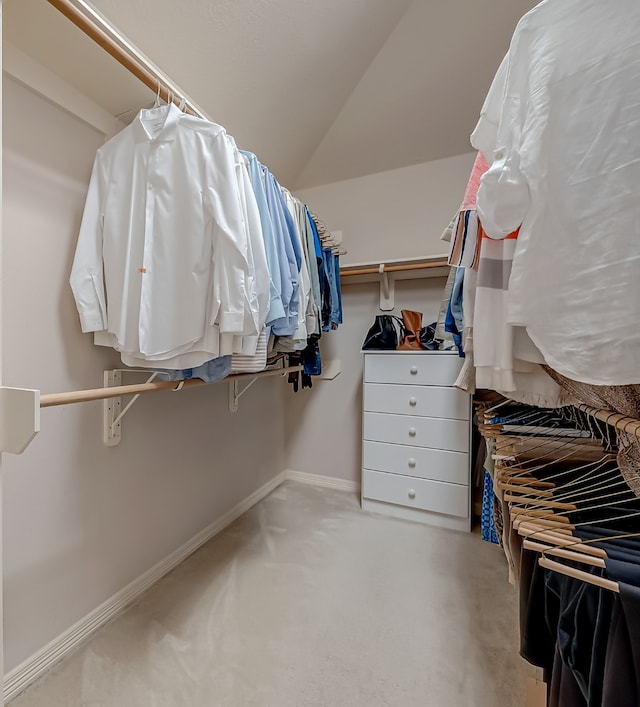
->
[474,0,640,386]
[70,103,261,369]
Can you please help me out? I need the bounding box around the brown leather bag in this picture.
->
[396,310,426,350]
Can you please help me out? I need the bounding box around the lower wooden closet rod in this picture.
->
[40,366,302,408]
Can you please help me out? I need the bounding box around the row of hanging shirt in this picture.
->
[69,102,343,383]
[438,0,640,409]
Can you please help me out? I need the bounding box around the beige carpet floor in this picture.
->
[10,481,530,706]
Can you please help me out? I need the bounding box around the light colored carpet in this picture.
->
[10,481,530,706]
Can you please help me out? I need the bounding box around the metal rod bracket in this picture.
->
[103,370,122,446]
[228,376,260,413]
[378,264,394,310]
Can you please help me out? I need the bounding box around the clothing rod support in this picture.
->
[0,387,40,455]
[104,371,159,446]
[228,377,258,413]
[103,370,122,446]
[378,264,394,311]
[100,365,302,446]
[228,367,301,412]
[112,373,159,427]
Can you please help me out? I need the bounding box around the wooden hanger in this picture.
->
[539,556,620,593]
[536,530,640,593]
[524,539,606,568]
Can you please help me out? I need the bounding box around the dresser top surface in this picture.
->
[361,350,459,356]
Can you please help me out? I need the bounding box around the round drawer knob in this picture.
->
[410,366,418,375]
[408,489,416,499]
[409,428,417,437]
[408,459,416,468]
[409,397,417,406]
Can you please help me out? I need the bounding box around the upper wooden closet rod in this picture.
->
[340,259,448,278]
[575,403,640,439]
[46,0,208,119]
[29,1,302,411]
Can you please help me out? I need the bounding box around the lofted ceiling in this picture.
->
[4,0,538,188]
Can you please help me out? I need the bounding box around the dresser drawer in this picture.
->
[363,353,462,386]
[363,441,469,485]
[363,412,469,453]
[362,470,469,518]
[363,383,470,420]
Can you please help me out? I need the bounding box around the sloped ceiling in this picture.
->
[297,0,538,187]
[4,0,538,188]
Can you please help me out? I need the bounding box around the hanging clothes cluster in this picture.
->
[476,397,640,707]
[441,2,640,704]
[439,0,640,405]
[440,148,569,409]
[69,102,342,386]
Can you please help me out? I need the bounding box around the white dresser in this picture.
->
[361,351,472,531]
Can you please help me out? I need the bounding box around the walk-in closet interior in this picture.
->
[1,1,638,705]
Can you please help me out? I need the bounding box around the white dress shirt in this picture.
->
[71,104,255,368]
[475,0,640,385]
[283,189,312,349]
[228,138,270,356]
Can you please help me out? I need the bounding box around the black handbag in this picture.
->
[419,322,442,351]
[362,315,404,350]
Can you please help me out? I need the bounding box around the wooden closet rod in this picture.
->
[40,366,302,408]
[575,403,640,439]
[340,260,448,278]
[46,0,207,118]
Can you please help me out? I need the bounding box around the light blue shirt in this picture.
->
[240,151,285,325]
[155,355,232,383]
[306,208,323,261]
[260,165,299,336]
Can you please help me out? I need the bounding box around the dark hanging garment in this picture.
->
[549,644,588,707]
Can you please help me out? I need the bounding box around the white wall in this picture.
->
[285,279,448,483]
[295,152,475,265]
[287,154,473,483]
[2,59,474,680]
[0,6,5,688]
[2,77,287,674]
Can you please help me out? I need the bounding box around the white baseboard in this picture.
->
[285,469,360,493]
[3,470,288,703]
